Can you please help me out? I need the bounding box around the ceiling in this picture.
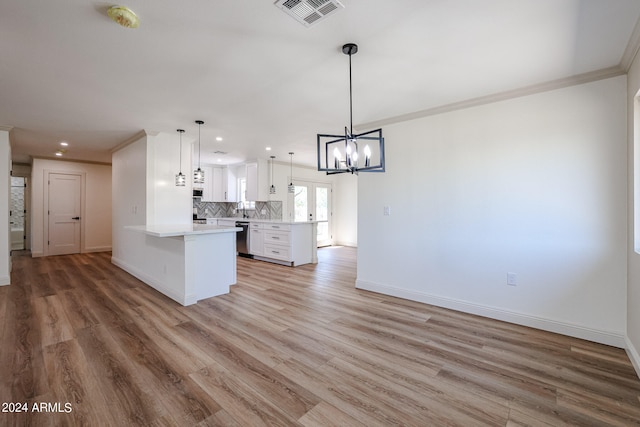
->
[2,0,640,167]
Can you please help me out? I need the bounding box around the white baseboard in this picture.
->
[0,275,9,286]
[111,256,195,306]
[31,251,44,258]
[356,279,626,348]
[626,336,640,379]
[332,240,357,248]
[83,245,112,253]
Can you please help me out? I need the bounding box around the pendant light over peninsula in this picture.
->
[194,120,205,184]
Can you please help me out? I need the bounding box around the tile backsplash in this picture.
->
[194,200,283,220]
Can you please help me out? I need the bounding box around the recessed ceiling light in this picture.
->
[266,147,272,151]
[55,151,63,157]
[216,136,223,142]
[60,141,69,146]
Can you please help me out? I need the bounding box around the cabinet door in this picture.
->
[212,167,224,202]
[250,228,264,255]
[201,165,213,201]
[225,166,237,202]
[245,162,258,201]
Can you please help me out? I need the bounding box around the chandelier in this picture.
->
[317,43,385,174]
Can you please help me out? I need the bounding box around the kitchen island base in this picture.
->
[114,224,240,306]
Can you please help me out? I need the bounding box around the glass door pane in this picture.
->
[11,177,25,250]
[315,185,331,247]
[293,185,308,222]
[292,180,332,247]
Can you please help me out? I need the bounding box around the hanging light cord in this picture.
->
[179,130,183,173]
[348,49,353,137]
[198,123,202,168]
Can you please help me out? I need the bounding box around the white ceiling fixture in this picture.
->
[274,0,344,27]
[107,6,140,29]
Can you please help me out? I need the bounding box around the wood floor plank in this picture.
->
[2,248,640,426]
[33,295,75,347]
[43,338,119,426]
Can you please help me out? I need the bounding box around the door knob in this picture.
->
[72,216,80,220]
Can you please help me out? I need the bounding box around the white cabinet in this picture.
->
[211,166,237,202]
[249,223,264,256]
[194,165,214,201]
[217,219,236,227]
[249,222,316,266]
[245,159,269,201]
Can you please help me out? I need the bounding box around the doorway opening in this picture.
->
[10,176,26,250]
[291,180,332,247]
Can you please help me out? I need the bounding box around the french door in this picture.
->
[292,180,332,247]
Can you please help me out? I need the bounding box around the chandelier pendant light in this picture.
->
[288,152,295,193]
[194,120,205,184]
[317,43,385,175]
[175,129,186,186]
[269,155,276,194]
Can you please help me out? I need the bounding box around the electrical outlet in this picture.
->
[383,206,391,216]
[507,272,517,286]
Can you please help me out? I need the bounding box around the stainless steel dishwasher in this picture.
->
[235,221,251,257]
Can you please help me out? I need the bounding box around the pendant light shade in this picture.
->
[175,129,186,187]
[194,120,205,184]
[288,152,295,193]
[317,43,385,175]
[269,155,276,194]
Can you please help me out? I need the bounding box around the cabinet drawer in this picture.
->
[264,223,291,231]
[250,222,263,229]
[263,244,291,261]
[264,230,290,245]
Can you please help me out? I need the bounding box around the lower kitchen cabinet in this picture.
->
[249,222,316,266]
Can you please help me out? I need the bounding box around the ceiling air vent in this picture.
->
[274,0,345,27]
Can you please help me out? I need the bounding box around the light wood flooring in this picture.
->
[1,247,640,426]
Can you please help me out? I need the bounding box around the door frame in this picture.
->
[289,178,333,247]
[43,170,86,256]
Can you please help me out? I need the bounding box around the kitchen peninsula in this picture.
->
[117,224,241,306]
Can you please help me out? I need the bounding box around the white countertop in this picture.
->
[213,218,319,224]
[126,224,241,238]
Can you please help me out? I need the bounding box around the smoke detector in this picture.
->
[274,0,345,27]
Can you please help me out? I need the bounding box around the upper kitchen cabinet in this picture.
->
[193,165,213,201]
[245,159,268,201]
[211,166,237,203]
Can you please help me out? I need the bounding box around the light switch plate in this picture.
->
[383,206,391,216]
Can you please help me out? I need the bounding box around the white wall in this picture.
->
[31,158,112,257]
[627,55,640,374]
[333,173,358,247]
[0,129,10,285]
[357,76,628,347]
[147,132,193,226]
[112,131,193,302]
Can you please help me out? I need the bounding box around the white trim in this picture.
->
[355,279,626,348]
[83,245,112,253]
[626,336,640,379]
[358,67,624,130]
[111,256,195,306]
[0,275,9,286]
[621,16,640,72]
[626,337,640,379]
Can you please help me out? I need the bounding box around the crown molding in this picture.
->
[621,15,640,72]
[110,129,150,153]
[0,125,14,132]
[31,156,111,166]
[358,66,625,130]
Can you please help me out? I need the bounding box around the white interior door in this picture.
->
[292,180,332,247]
[48,173,82,256]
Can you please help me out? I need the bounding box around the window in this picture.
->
[237,178,255,210]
